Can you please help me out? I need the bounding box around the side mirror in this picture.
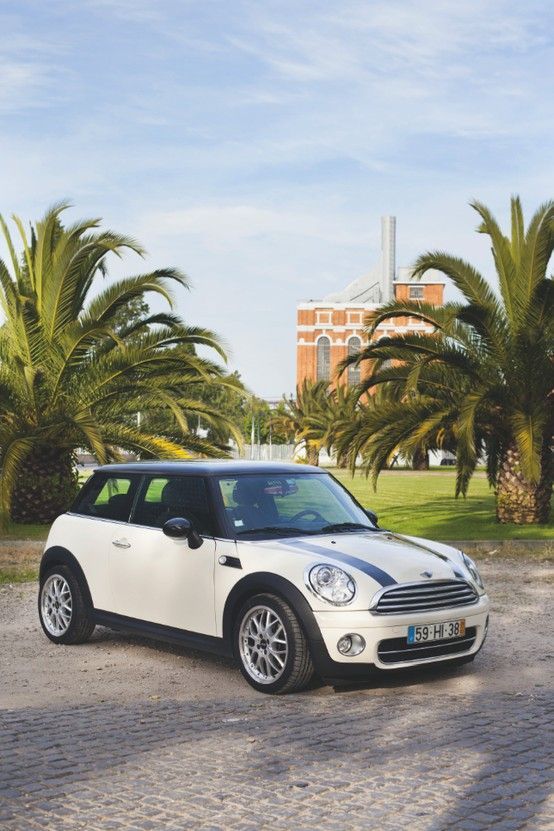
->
[162,517,203,549]
[365,509,379,527]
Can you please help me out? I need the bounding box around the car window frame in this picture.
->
[209,474,238,540]
[128,473,219,538]
[69,472,143,524]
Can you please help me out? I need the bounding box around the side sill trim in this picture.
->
[92,610,233,658]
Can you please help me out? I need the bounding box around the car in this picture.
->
[38,460,489,694]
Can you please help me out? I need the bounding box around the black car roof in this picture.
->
[93,460,325,477]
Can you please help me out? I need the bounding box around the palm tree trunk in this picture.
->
[412,448,429,471]
[335,450,349,469]
[305,442,320,466]
[496,442,552,524]
[10,448,79,524]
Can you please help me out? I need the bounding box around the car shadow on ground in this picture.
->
[91,623,476,696]
[331,658,474,693]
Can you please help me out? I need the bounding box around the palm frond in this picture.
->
[471,200,518,329]
[412,251,502,318]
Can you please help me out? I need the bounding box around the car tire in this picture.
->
[38,564,95,645]
[234,593,314,694]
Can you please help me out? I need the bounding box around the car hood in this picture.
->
[273,530,468,589]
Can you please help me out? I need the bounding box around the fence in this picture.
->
[232,444,297,461]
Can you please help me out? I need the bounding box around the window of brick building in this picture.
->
[316,336,331,381]
[347,336,361,386]
[409,285,425,300]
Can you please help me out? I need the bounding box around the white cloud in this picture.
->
[0,17,74,113]
[140,204,372,248]
[0,0,552,394]
[240,0,545,82]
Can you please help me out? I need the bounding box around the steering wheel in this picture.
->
[289,509,326,524]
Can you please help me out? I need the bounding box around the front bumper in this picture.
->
[309,595,489,679]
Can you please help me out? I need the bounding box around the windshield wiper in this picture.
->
[236,526,307,537]
[318,522,377,534]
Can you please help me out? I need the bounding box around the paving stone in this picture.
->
[1,690,552,831]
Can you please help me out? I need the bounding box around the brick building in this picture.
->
[296,216,445,387]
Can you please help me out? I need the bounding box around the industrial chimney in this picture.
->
[380,215,396,302]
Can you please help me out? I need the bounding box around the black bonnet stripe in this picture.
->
[279,538,397,587]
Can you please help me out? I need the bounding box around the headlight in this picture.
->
[462,553,484,590]
[308,564,356,605]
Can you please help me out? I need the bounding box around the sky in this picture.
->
[1,0,553,396]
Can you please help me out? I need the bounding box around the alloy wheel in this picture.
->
[239,605,289,684]
[41,574,73,637]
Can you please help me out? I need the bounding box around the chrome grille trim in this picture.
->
[377,627,477,664]
[381,586,470,598]
[378,635,476,656]
[370,579,478,615]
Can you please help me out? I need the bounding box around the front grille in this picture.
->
[378,627,477,664]
[371,580,478,615]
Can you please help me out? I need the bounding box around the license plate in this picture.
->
[407,619,465,644]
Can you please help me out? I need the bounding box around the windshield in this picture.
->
[216,473,376,539]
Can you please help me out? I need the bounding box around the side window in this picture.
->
[409,285,424,300]
[73,474,138,522]
[316,336,331,381]
[347,336,361,386]
[131,476,213,535]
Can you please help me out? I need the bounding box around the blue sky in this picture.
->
[1,0,553,395]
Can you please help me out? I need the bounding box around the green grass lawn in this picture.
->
[0,523,50,541]
[330,468,554,540]
[0,469,552,546]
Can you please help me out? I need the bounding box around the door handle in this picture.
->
[112,538,131,549]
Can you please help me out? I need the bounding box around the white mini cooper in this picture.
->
[38,461,489,694]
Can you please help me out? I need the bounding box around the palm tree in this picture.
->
[271,380,330,465]
[0,203,241,524]
[272,381,362,466]
[339,197,553,524]
[316,384,361,468]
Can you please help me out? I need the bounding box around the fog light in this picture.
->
[337,633,365,656]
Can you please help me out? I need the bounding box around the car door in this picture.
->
[108,474,217,636]
[68,472,142,610]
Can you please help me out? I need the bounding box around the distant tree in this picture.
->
[111,295,150,335]
[271,381,330,465]
[270,400,297,444]
[323,384,362,468]
[196,371,248,444]
[236,395,293,446]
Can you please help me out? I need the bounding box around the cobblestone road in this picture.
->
[1,690,553,831]
[1,558,553,831]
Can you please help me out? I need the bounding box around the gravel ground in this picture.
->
[1,555,552,707]
[1,555,553,830]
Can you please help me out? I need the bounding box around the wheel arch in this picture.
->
[222,572,322,652]
[40,546,93,611]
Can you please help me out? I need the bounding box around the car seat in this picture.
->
[231,479,278,529]
[156,479,209,532]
